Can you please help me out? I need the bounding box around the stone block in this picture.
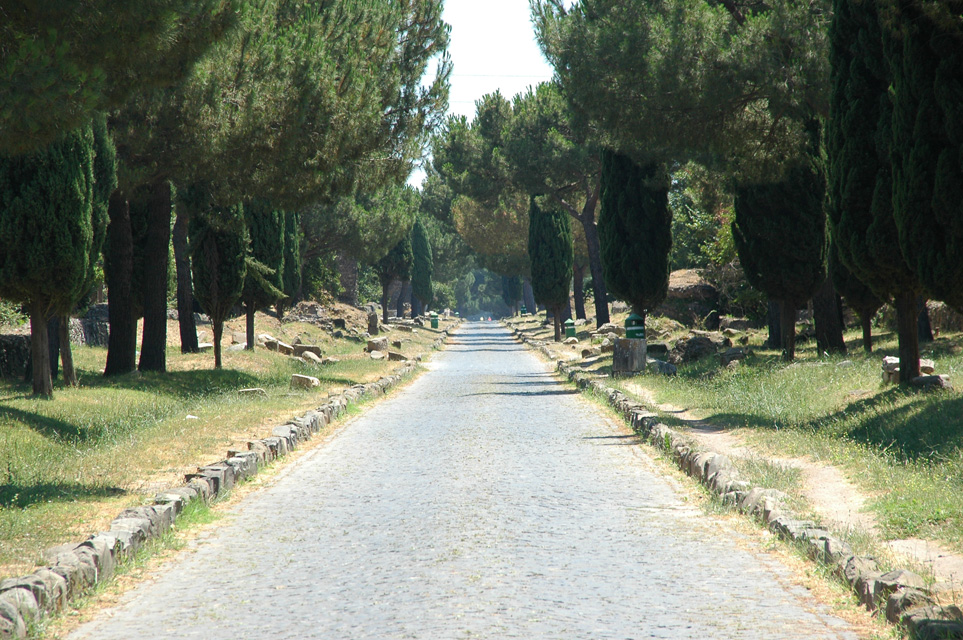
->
[0,589,38,626]
[370,351,386,360]
[901,605,963,640]
[911,375,952,390]
[0,597,25,639]
[293,344,322,358]
[276,341,294,355]
[301,351,323,365]
[187,477,214,502]
[887,588,935,624]
[77,535,117,581]
[367,337,389,352]
[197,342,214,352]
[291,374,320,389]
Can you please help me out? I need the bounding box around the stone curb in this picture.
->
[0,329,454,637]
[507,319,963,639]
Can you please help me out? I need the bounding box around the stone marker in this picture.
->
[276,341,294,356]
[291,374,320,389]
[197,343,214,352]
[367,312,379,335]
[370,351,386,360]
[367,337,389,352]
[302,351,323,365]
[387,351,406,361]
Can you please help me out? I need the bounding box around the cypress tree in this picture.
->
[0,125,95,396]
[57,114,114,387]
[502,275,523,315]
[829,0,921,380]
[732,125,827,361]
[597,150,672,325]
[242,200,285,349]
[190,203,247,369]
[277,209,302,320]
[527,196,572,342]
[375,235,414,324]
[884,2,963,314]
[411,219,434,314]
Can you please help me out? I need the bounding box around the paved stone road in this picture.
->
[69,322,860,639]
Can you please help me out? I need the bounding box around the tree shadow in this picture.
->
[0,405,98,443]
[73,366,264,400]
[0,481,126,509]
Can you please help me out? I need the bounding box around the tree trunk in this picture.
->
[522,278,536,314]
[381,283,389,324]
[895,291,921,382]
[139,180,172,372]
[29,302,53,397]
[766,299,782,349]
[779,299,797,361]
[580,216,610,326]
[59,313,77,387]
[173,206,198,353]
[859,312,873,353]
[105,191,137,376]
[813,277,847,355]
[396,280,410,318]
[573,263,586,320]
[336,252,359,306]
[246,304,256,351]
[47,315,60,380]
[213,321,223,369]
[553,307,562,342]
[917,296,934,343]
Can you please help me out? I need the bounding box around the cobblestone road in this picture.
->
[69,322,860,639]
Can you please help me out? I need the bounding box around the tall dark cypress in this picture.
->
[527,196,572,341]
[597,149,671,325]
[411,219,434,313]
[138,179,173,372]
[190,203,248,369]
[277,209,302,320]
[0,125,95,395]
[829,0,922,379]
[375,235,413,324]
[733,122,827,361]
[242,200,285,349]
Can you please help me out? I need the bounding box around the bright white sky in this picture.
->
[409,0,556,186]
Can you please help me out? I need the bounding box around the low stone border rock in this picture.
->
[0,328,460,638]
[544,354,963,639]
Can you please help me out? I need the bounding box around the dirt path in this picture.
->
[623,382,963,586]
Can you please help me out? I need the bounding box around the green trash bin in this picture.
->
[430,311,439,329]
[625,313,645,340]
[564,318,576,338]
[520,305,527,315]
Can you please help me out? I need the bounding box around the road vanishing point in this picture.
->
[69,322,860,639]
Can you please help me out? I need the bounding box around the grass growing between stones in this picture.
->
[0,316,454,583]
[32,497,222,640]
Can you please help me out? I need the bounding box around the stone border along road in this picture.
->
[512,325,963,640]
[60,321,861,639]
[0,331,451,640]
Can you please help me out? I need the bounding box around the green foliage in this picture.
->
[0,0,238,155]
[827,0,916,303]
[374,235,414,290]
[301,184,418,267]
[502,275,523,308]
[0,125,96,317]
[0,299,26,328]
[732,126,827,305]
[883,1,963,312]
[242,200,285,311]
[668,163,735,270]
[410,218,433,308]
[432,282,456,311]
[280,209,302,309]
[527,196,572,311]
[302,252,342,305]
[598,150,672,315]
[533,0,830,175]
[831,242,883,320]
[357,265,381,305]
[189,203,247,326]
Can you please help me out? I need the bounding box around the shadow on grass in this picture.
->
[0,481,126,509]
[73,366,265,400]
[0,406,101,443]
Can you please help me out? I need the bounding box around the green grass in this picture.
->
[0,316,452,581]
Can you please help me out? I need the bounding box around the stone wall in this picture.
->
[0,335,29,379]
